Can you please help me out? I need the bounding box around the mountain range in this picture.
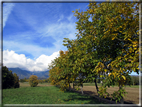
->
[7,67,139,79]
[8,67,49,79]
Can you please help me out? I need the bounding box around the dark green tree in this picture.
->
[2,66,14,89]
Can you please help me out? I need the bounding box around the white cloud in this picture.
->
[57,14,64,22]
[3,40,60,59]
[2,3,78,70]
[39,22,77,40]
[3,3,15,28]
[3,49,59,71]
[67,14,74,22]
[3,22,76,64]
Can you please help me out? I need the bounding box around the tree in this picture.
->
[2,66,15,89]
[29,75,39,87]
[48,50,77,91]
[73,2,139,103]
[13,73,20,88]
[2,66,20,89]
[48,2,139,104]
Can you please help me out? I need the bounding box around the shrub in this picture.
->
[13,73,20,88]
[29,75,39,87]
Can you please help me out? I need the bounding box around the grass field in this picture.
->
[2,82,140,105]
[2,83,108,105]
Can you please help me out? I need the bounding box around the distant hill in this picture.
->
[8,67,49,79]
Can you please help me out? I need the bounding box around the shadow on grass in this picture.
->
[82,90,135,104]
[63,89,108,104]
[63,88,135,104]
[54,86,136,104]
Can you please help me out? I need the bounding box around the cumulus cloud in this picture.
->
[3,3,15,28]
[3,49,59,71]
[3,39,61,59]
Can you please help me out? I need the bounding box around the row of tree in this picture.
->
[2,66,20,89]
[38,78,50,84]
[91,75,139,86]
[19,78,29,82]
[19,77,50,83]
[48,2,140,104]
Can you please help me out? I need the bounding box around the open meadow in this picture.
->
[2,82,140,105]
[2,82,108,105]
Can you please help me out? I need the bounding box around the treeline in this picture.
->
[86,75,139,86]
[130,76,139,85]
[19,77,50,83]
[2,66,20,89]
[48,2,139,104]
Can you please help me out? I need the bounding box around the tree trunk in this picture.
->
[94,78,99,97]
[73,82,75,89]
[80,83,84,95]
[119,85,124,104]
[69,83,71,91]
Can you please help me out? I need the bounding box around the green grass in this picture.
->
[2,86,107,104]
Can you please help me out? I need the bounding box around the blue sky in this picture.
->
[2,2,139,75]
[2,2,89,71]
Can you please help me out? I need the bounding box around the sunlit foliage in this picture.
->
[48,2,139,104]
[29,75,39,87]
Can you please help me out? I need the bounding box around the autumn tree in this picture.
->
[63,38,98,94]
[48,2,139,104]
[13,73,20,88]
[48,49,77,91]
[72,2,139,103]
[29,75,39,87]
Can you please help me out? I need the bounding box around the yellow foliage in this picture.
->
[108,73,111,77]
[104,69,107,72]
[122,75,126,81]
[29,75,38,87]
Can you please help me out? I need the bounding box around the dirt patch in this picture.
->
[70,85,140,104]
